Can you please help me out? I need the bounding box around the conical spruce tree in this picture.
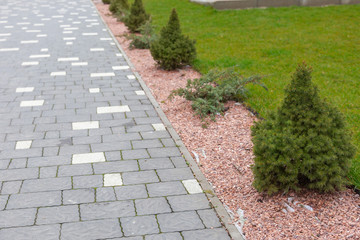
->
[150,9,196,70]
[251,63,355,195]
[109,0,129,14]
[124,0,149,33]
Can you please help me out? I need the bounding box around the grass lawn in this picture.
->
[141,0,360,188]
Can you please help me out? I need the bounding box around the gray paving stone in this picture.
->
[1,181,22,194]
[73,175,103,189]
[0,208,37,228]
[148,147,181,158]
[135,197,171,215]
[93,160,138,174]
[103,133,142,142]
[122,149,150,160]
[197,209,222,228]
[115,185,148,200]
[8,158,27,169]
[170,157,188,168]
[139,158,174,170]
[63,189,95,205]
[121,215,159,236]
[105,151,122,161]
[157,211,204,232]
[161,138,176,147]
[0,224,60,240]
[80,201,135,220]
[145,232,183,240]
[141,131,171,140]
[122,170,159,185]
[147,182,187,197]
[132,139,163,149]
[61,219,123,240]
[58,164,93,177]
[91,141,132,152]
[21,177,72,193]
[157,168,194,181]
[37,205,79,224]
[7,191,61,209]
[0,160,10,169]
[182,228,231,240]
[28,155,71,167]
[167,194,210,211]
[96,187,116,202]
[40,166,58,178]
[0,168,38,181]
[0,195,9,210]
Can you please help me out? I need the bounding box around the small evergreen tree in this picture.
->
[109,0,129,15]
[150,9,196,70]
[103,0,111,4]
[128,20,157,49]
[251,63,355,195]
[124,0,149,33]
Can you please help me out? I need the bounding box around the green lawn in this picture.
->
[141,0,360,188]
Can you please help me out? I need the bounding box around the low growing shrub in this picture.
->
[124,0,149,33]
[128,20,157,49]
[169,67,266,122]
[251,63,355,195]
[150,9,196,70]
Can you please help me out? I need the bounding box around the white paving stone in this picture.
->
[58,57,79,62]
[104,174,123,186]
[40,48,48,52]
[50,71,66,76]
[0,33,11,36]
[72,62,88,66]
[90,48,104,51]
[66,42,73,45]
[34,23,44,26]
[20,100,44,107]
[116,53,122,57]
[135,90,145,96]
[152,123,166,131]
[97,105,130,114]
[0,39,6,42]
[21,40,39,44]
[0,48,19,52]
[72,121,99,130]
[100,38,112,41]
[82,32,98,36]
[112,66,129,70]
[182,179,203,194]
[89,88,100,93]
[36,34,47,37]
[127,75,136,80]
[72,152,105,164]
[90,72,115,77]
[21,61,39,66]
[63,31,72,34]
[63,37,76,40]
[16,87,34,93]
[64,27,78,30]
[26,30,41,33]
[29,54,50,58]
[15,140,32,150]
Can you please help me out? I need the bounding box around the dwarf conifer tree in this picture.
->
[150,8,196,70]
[251,63,355,195]
[103,0,111,4]
[109,0,129,14]
[124,0,149,32]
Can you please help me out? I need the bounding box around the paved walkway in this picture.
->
[0,0,231,239]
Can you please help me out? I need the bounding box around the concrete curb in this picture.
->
[91,1,245,239]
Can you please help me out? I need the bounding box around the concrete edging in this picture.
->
[91,1,245,239]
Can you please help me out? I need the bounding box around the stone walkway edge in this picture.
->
[92,2,244,239]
